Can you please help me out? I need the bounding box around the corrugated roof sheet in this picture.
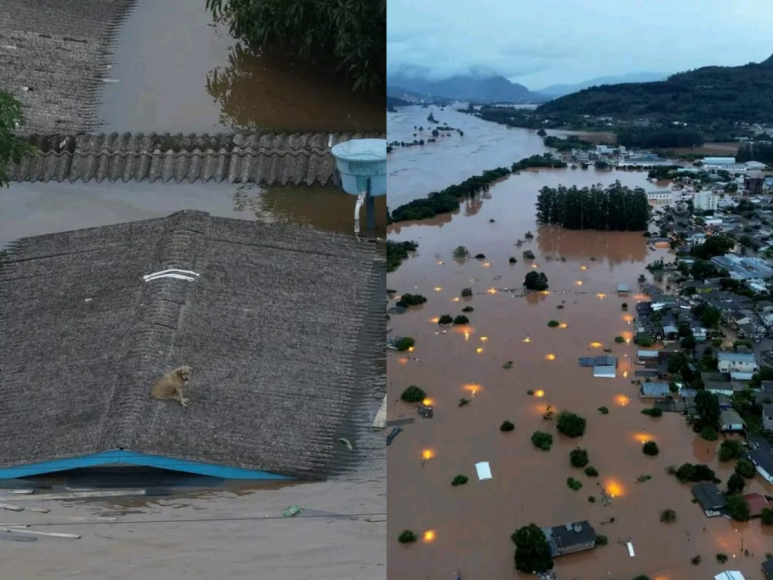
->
[0,210,385,480]
[7,132,385,186]
[640,382,670,397]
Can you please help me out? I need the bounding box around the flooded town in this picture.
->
[386,102,773,579]
[0,0,385,579]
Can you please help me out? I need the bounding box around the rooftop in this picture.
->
[0,211,385,480]
[717,351,757,363]
[692,482,727,511]
[542,521,596,557]
[742,492,770,517]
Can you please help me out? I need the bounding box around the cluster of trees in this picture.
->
[737,142,773,164]
[206,0,385,93]
[536,56,773,126]
[0,90,35,187]
[617,127,704,149]
[386,240,418,272]
[543,135,594,152]
[692,235,735,260]
[512,154,567,172]
[473,107,543,129]
[647,165,682,180]
[388,167,510,223]
[524,271,549,291]
[535,181,651,231]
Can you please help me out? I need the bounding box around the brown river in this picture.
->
[387,107,773,580]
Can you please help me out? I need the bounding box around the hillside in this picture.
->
[537,55,773,124]
[387,73,546,104]
[538,72,667,97]
[387,95,410,110]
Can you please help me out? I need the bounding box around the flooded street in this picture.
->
[386,116,773,579]
[0,183,386,247]
[98,0,383,134]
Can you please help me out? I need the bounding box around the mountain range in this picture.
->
[537,72,667,97]
[537,54,773,124]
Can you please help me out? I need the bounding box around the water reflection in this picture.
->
[206,44,383,133]
[537,225,648,263]
[233,184,386,236]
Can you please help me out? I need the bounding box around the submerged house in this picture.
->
[0,211,384,481]
[692,482,727,517]
[541,521,597,557]
[748,435,773,484]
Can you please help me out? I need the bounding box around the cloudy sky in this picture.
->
[387,0,773,89]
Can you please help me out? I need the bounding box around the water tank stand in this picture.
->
[365,177,375,231]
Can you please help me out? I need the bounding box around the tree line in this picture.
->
[737,142,773,164]
[617,127,704,149]
[535,181,651,231]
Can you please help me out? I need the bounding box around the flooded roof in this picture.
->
[742,493,770,518]
[717,351,756,362]
[541,520,596,557]
[0,0,134,135]
[9,132,385,186]
[640,382,670,397]
[0,211,384,480]
[691,483,727,511]
[763,558,773,579]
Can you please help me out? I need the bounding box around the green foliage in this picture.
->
[660,509,676,523]
[453,315,469,325]
[531,431,553,451]
[595,534,608,546]
[523,250,536,260]
[398,530,417,543]
[691,555,701,565]
[511,154,567,172]
[584,466,599,477]
[524,271,549,291]
[725,494,750,521]
[394,337,414,352]
[761,507,773,525]
[547,320,560,328]
[556,411,586,437]
[400,385,426,403]
[206,0,385,93]
[527,389,535,395]
[458,397,471,407]
[0,90,35,188]
[699,426,718,441]
[503,361,513,369]
[598,406,609,415]
[389,167,511,223]
[617,127,704,148]
[500,420,515,432]
[451,475,469,486]
[675,463,715,483]
[614,336,624,343]
[535,181,650,231]
[453,246,471,259]
[719,440,744,462]
[641,407,663,417]
[643,441,660,456]
[633,576,651,580]
[734,458,756,479]
[461,287,473,297]
[727,473,745,494]
[695,390,721,429]
[396,293,427,307]
[570,447,589,467]
[462,306,474,312]
[637,335,654,347]
[438,315,454,325]
[511,524,554,573]
[566,477,582,491]
[588,496,596,503]
[692,235,735,260]
[543,135,594,151]
[716,553,728,564]
[386,241,418,272]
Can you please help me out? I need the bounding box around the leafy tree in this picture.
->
[718,440,743,462]
[727,473,746,494]
[699,305,721,328]
[206,0,385,92]
[660,509,676,523]
[0,90,34,188]
[400,385,426,403]
[570,447,589,467]
[524,271,549,291]
[453,315,469,325]
[451,475,469,486]
[393,337,414,351]
[531,431,553,451]
[735,458,756,478]
[500,421,515,432]
[556,412,586,437]
[438,315,454,325]
[584,466,599,476]
[693,235,735,260]
[398,530,417,543]
[643,441,659,456]
[511,524,554,573]
[386,241,418,272]
[725,494,750,521]
[675,462,715,483]
[396,294,427,307]
[694,390,721,429]
[761,507,773,525]
[699,426,718,441]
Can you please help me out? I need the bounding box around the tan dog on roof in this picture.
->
[150,366,193,407]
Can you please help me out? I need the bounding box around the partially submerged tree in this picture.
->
[400,385,426,403]
[0,90,35,188]
[524,271,549,291]
[206,0,385,92]
[511,524,554,573]
[556,411,586,437]
[725,494,750,522]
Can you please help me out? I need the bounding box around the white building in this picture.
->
[717,351,759,374]
[647,191,674,207]
[745,160,767,170]
[704,157,737,166]
[693,191,718,211]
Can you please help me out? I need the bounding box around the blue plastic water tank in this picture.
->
[330,139,386,196]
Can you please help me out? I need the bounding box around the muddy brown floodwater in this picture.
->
[98,0,383,134]
[387,162,773,579]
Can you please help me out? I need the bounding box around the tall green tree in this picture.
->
[0,90,34,187]
[206,0,385,92]
[694,390,721,429]
[511,524,554,573]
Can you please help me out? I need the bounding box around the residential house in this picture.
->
[692,482,728,517]
[763,403,773,432]
[763,558,773,580]
[747,435,773,484]
[757,300,773,313]
[637,350,659,363]
[725,309,754,328]
[742,493,770,518]
[756,382,773,405]
[541,521,597,558]
[640,382,671,398]
[717,351,759,374]
[719,409,746,432]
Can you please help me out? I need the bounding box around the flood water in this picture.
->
[98,0,383,134]
[386,114,773,580]
[0,183,386,246]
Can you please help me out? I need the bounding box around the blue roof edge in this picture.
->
[0,449,293,480]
